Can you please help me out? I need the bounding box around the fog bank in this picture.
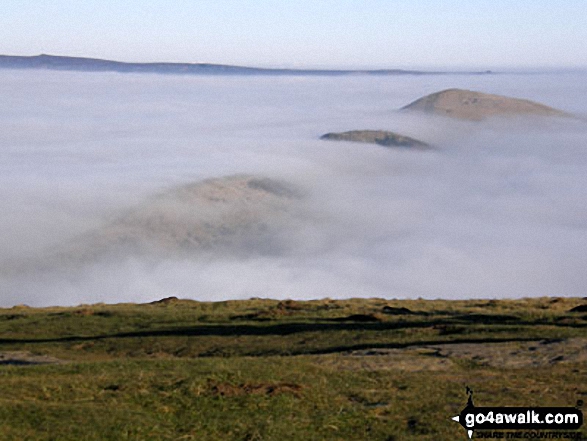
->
[1,70,586,306]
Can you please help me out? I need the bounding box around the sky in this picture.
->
[0,0,586,69]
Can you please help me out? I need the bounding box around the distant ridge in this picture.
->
[0,54,495,77]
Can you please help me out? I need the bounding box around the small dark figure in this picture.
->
[466,386,474,407]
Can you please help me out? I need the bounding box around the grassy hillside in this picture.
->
[0,297,586,440]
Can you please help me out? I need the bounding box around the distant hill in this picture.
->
[320,130,430,150]
[401,88,569,120]
[1,175,308,277]
[55,175,304,263]
[0,54,495,77]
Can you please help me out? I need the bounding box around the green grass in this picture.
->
[0,297,586,440]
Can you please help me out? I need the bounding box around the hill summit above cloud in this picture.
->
[401,88,568,121]
[0,174,306,278]
[320,130,430,149]
[63,175,304,261]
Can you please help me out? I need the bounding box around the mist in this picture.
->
[1,70,586,306]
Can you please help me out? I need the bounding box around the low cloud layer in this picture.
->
[1,70,586,306]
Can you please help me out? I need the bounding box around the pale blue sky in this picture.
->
[1,0,585,69]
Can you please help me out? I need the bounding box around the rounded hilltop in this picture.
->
[401,88,569,121]
[47,174,305,265]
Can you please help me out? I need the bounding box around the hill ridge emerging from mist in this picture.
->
[320,130,431,150]
[0,54,496,77]
[401,88,569,120]
[43,174,306,266]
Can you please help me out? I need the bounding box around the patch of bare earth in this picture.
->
[0,351,65,366]
[428,338,587,368]
[313,348,454,372]
[312,338,587,371]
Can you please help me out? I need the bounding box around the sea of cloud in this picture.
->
[0,69,586,306]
